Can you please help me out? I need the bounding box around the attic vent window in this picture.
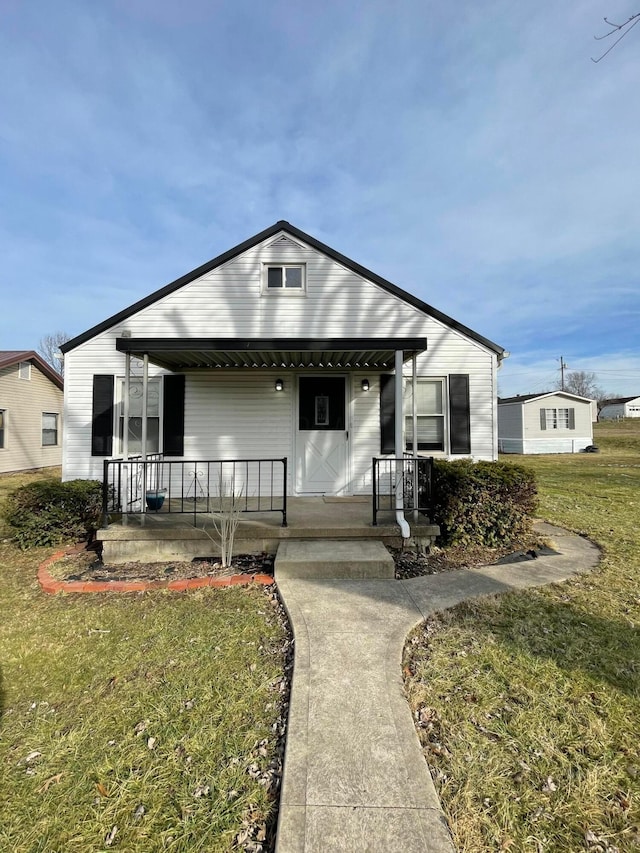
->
[263,264,306,295]
[19,361,31,380]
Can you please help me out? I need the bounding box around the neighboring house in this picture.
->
[498,392,594,454]
[0,351,64,474]
[598,396,640,420]
[61,221,505,495]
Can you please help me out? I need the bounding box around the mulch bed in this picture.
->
[51,538,547,584]
[48,547,276,584]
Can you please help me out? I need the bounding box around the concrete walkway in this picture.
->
[275,523,600,852]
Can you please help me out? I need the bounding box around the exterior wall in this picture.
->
[0,362,63,473]
[497,402,523,449]
[499,394,593,454]
[599,398,640,419]
[521,437,593,454]
[63,232,499,487]
[522,394,592,442]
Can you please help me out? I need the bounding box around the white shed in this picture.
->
[598,396,640,420]
[498,391,594,454]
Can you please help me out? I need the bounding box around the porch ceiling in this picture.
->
[115,337,428,370]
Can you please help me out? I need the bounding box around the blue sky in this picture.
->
[1,0,639,397]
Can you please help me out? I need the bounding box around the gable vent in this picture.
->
[266,235,303,250]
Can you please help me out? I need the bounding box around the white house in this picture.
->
[598,396,640,420]
[498,391,594,454]
[61,221,505,502]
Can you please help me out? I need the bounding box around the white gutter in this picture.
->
[394,349,410,539]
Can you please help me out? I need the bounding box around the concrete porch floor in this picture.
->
[97,497,440,565]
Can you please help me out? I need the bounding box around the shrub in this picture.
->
[3,478,103,549]
[430,459,537,548]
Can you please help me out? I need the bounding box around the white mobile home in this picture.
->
[498,391,594,454]
[598,396,640,420]
[61,222,505,503]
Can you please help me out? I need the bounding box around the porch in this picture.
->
[97,496,440,565]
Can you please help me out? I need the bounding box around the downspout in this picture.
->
[394,349,410,539]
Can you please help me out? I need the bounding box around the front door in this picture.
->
[296,376,348,494]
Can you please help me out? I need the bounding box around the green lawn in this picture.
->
[0,469,289,852]
[405,420,640,852]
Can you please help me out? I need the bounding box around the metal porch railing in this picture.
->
[371,456,434,526]
[102,456,288,527]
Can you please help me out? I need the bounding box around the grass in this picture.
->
[0,469,289,852]
[404,419,640,852]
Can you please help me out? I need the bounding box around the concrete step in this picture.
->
[274,539,395,580]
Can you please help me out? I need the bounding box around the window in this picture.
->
[263,264,305,293]
[0,409,5,448]
[19,361,31,380]
[42,413,58,446]
[404,379,446,452]
[118,378,160,454]
[541,407,574,430]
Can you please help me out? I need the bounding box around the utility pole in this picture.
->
[559,356,568,391]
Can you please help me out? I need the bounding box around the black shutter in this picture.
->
[379,374,396,454]
[568,408,575,430]
[449,374,471,455]
[540,409,547,430]
[91,375,114,456]
[163,374,185,456]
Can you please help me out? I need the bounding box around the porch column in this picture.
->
[412,354,418,521]
[122,352,131,526]
[123,352,130,460]
[394,349,404,514]
[141,353,149,462]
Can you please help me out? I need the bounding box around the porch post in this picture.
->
[123,352,130,460]
[412,354,418,520]
[394,349,404,511]
[141,354,149,520]
[122,352,131,526]
[141,353,149,462]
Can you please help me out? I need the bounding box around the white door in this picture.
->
[296,376,349,494]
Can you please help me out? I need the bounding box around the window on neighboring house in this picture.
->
[118,378,160,454]
[541,407,575,430]
[42,412,58,446]
[0,409,5,448]
[19,361,31,380]
[263,264,306,293]
[404,379,446,452]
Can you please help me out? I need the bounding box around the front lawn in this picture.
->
[405,420,640,852]
[0,470,289,852]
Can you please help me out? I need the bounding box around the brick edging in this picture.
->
[38,549,274,594]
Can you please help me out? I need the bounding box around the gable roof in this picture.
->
[600,396,640,405]
[0,350,63,390]
[61,221,505,357]
[499,391,593,405]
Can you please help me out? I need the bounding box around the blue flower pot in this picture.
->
[146,490,167,512]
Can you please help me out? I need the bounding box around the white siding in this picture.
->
[499,393,593,454]
[63,231,499,485]
[523,394,592,441]
[599,397,640,419]
[498,402,523,449]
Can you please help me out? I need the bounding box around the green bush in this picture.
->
[3,478,103,549]
[431,459,537,548]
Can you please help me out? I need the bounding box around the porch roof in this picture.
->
[115,337,428,370]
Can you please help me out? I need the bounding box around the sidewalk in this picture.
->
[275,523,600,852]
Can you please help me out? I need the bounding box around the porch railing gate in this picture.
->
[371,456,434,526]
[102,456,288,527]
